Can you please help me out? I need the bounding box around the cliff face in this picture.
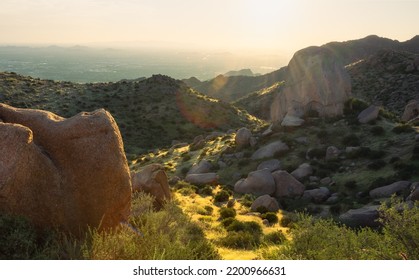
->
[271,47,351,123]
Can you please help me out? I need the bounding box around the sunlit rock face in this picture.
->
[271,46,351,122]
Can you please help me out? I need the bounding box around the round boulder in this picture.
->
[250,195,280,212]
[234,169,276,196]
[235,127,252,149]
[272,170,305,198]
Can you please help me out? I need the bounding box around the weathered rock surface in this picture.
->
[339,205,380,227]
[0,103,131,235]
[409,182,419,201]
[251,140,289,160]
[302,187,331,203]
[291,163,313,180]
[234,169,276,196]
[187,160,212,175]
[272,170,305,198]
[357,105,380,123]
[235,127,252,149]
[131,164,171,209]
[250,195,280,212]
[369,181,411,199]
[271,46,351,123]
[257,159,281,172]
[325,146,340,161]
[281,115,305,127]
[185,173,219,186]
[401,100,419,122]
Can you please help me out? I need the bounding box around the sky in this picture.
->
[0,0,418,55]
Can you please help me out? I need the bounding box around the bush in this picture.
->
[219,207,236,220]
[343,98,369,115]
[226,220,262,235]
[367,159,387,170]
[344,180,358,190]
[307,147,326,159]
[241,194,256,207]
[214,190,230,203]
[256,206,269,214]
[218,231,261,250]
[392,124,414,134]
[220,217,237,228]
[370,126,385,136]
[264,231,286,245]
[342,134,361,146]
[262,200,419,260]
[261,212,279,224]
[199,186,213,196]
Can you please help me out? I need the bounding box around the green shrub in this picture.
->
[264,231,286,245]
[344,180,358,190]
[307,147,326,159]
[199,186,213,196]
[218,231,261,249]
[342,134,361,146]
[261,212,279,224]
[370,126,385,136]
[256,206,269,214]
[262,200,419,260]
[220,217,237,228]
[368,160,387,170]
[214,190,230,203]
[219,207,236,220]
[241,194,256,207]
[392,124,414,134]
[343,98,369,115]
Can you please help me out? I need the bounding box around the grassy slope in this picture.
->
[0,72,263,156]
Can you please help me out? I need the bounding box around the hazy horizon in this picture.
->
[1,0,418,55]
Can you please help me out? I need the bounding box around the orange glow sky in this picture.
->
[0,0,418,55]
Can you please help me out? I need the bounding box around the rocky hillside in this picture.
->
[184,35,419,104]
[348,50,419,115]
[0,72,263,155]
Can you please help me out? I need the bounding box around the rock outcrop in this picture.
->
[235,127,252,149]
[357,105,380,123]
[187,160,212,175]
[251,140,289,160]
[271,46,351,123]
[0,103,131,235]
[339,205,380,227]
[250,195,280,212]
[272,170,305,198]
[291,163,313,180]
[401,100,419,122]
[131,164,171,209]
[185,173,218,186]
[234,169,276,196]
[369,181,411,199]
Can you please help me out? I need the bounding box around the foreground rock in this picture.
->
[339,205,380,227]
[0,103,131,235]
[357,105,380,123]
[281,115,305,127]
[369,181,411,199]
[131,164,171,209]
[272,170,305,198]
[234,169,276,196]
[185,173,218,186]
[251,140,289,160]
[250,195,280,212]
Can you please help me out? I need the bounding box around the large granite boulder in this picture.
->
[357,105,380,124]
[271,46,351,122]
[235,127,252,149]
[369,181,411,199]
[0,103,131,235]
[339,205,380,227]
[187,160,212,175]
[257,159,281,172]
[401,100,419,122]
[272,170,305,198]
[234,169,276,196]
[185,173,218,186]
[251,140,289,160]
[302,187,331,203]
[131,164,171,209]
[250,195,280,212]
[291,163,313,180]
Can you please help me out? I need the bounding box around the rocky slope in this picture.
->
[348,50,419,115]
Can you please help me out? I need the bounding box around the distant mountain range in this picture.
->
[183,35,419,104]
